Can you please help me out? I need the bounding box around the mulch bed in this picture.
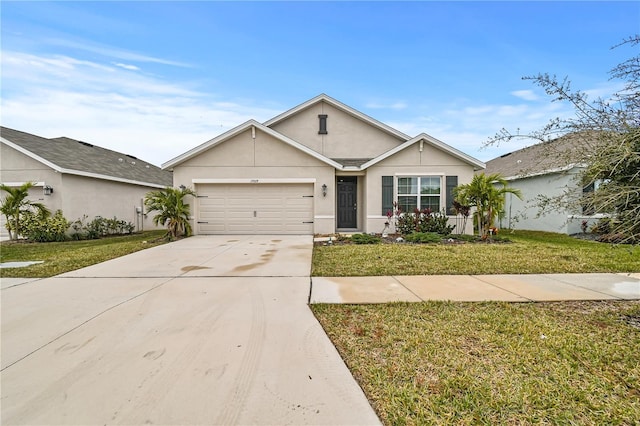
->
[314,233,510,246]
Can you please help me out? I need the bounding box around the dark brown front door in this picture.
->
[337,177,357,228]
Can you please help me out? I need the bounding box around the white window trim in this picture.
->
[393,175,444,212]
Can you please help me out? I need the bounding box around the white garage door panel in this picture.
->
[197,184,314,234]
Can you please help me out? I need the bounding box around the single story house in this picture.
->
[484,133,605,234]
[163,94,485,235]
[1,127,173,237]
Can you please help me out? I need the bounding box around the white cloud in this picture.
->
[1,51,280,166]
[365,101,407,110]
[114,62,140,71]
[45,37,192,68]
[2,50,601,167]
[511,90,539,101]
[383,97,577,162]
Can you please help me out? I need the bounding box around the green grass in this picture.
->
[312,300,640,425]
[313,231,640,276]
[0,230,168,278]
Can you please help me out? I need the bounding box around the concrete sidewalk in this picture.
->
[310,273,640,303]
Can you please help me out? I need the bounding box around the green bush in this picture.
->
[405,232,442,243]
[351,233,382,244]
[21,210,70,242]
[393,206,455,236]
[71,215,135,240]
[450,233,478,242]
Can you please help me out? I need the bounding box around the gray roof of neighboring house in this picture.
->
[484,133,600,179]
[1,127,172,187]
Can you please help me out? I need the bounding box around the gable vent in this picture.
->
[318,114,328,134]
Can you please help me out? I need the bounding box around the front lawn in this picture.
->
[0,230,168,278]
[312,231,640,276]
[312,300,640,425]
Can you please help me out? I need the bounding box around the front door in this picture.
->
[337,177,357,228]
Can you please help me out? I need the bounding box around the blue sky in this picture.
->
[2,1,638,166]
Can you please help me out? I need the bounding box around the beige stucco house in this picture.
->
[164,94,485,235]
[1,127,173,238]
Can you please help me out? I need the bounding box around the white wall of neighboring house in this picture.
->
[499,169,583,234]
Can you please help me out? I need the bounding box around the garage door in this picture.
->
[196,183,314,234]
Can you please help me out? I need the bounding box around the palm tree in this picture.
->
[0,182,51,240]
[453,173,523,237]
[144,186,196,240]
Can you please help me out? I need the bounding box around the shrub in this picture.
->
[393,205,455,236]
[70,215,135,240]
[591,217,613,235]
[21,210,70,242]
[451,233,478,242]
[351,233,381,244]
[404,232,442,243]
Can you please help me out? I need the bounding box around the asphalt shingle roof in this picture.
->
[484,132,601,178]
[1,127,172,187]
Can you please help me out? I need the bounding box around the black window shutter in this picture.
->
[382,176,394,216]
[445,176,458,215]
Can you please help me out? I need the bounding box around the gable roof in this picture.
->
[162,120,344,170]
[484,132,600,180]
[263,93,412,141]
[1,127,172,188]
[163,95,485,172]
[361,133,486,170]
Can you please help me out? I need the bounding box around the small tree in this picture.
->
[454,173,522,238]
[487,35,639,243]
[144,186,196,240]
[0,182,51,240]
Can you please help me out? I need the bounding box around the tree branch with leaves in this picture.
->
[486,35,640,243]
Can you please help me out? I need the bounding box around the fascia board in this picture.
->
[263,94,412,141]
[2,138,166,189]
[254,123,344,169]
[162,120,259,169]
[2,138,63,172]
[360,138,418,169]
[57,168,168,188]
[419,134,486,169]
[162,119,343,171]
[502,164,583,181]
[361,133,486,170]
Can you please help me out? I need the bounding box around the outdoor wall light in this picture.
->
[179,185,186,190]
[43,185,54,196]
[322,184,328,197]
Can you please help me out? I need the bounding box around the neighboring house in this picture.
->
[484,133,604,234]
[164,94,485,235]
[0,127,173,238]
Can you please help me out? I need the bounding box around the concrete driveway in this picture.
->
[1,236,380,425]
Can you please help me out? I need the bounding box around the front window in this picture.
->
[397,176,441,212]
